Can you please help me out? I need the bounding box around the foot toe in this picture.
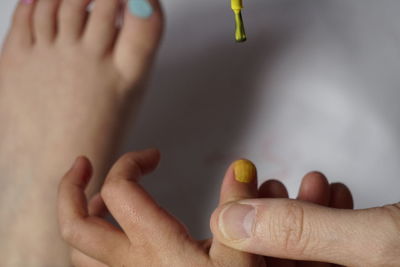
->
[114,0,164,84]
[83,0,121,55]
[5,0,36,48]
[33,0,60,43]
[58,0,91,42]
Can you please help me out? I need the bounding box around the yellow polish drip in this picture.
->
[233,159,256,183]
[231,0,246,42]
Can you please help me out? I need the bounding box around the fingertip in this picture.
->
[134,147,161,169]
[209,203,233,246]
[59,156,92,192]
[58,157,93,238]
[67,156,92,185]
[298,171,330,205]
[110,148,161,179]
[210,200,228,225]
[302,171,329,186]
[145,147,161,162]
[258,179,288,198]
[233,159,257,184]
[210,160,260,264]
[210,202,241,249]
[209,205,219,236]
[330,183,354,209]
[88,193,108,217]
[209,200,263,266]
[218,159,258,204]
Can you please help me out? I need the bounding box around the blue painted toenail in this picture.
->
[128,0,153,19]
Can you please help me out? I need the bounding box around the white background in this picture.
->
[1,0,399,239]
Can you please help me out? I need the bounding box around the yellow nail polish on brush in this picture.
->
[231,0,246,42]
[233,159,256,183]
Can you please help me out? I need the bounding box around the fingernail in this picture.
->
[219,203,255,240]
[21,0,34,4]
[233,159,256,183]
[128,0,153,19]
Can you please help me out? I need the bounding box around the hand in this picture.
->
[57,148,266,266]
[211,174,400,266]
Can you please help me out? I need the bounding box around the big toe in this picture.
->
[114,0,164,86]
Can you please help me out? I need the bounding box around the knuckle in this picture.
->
[272,201,309,255]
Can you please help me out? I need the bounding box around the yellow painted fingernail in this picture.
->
[233,159,256,183]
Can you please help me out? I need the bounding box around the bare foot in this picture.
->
[0,0,163,265]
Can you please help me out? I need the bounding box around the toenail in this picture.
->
[128,0,153,19]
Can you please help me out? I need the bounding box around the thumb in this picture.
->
[210,198,400,266]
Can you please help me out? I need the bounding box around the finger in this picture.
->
[211,198,400,266]
[58,156,129,265]
[88,193,108,217]
[258,179,288,198]
[297,172,331,267]
[257,179,297,267]
[218,159,258,204]
[297,171,330,206]
[329,183,353,209]
[100,149,189,247]
[209,159,261,266]
[71,249,108,267]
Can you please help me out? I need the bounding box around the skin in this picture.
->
[58,148,354,266]
[0,0,163,264]
[2,0,396,265]
[211,179,400,266]
[258,175,353,267]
